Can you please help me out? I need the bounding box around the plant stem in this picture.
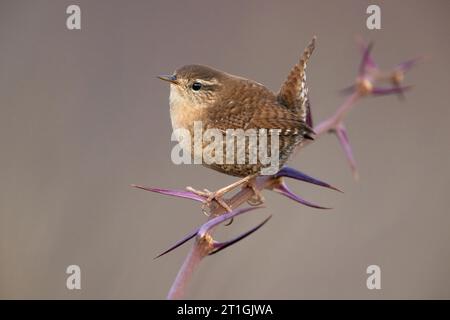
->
[167,243,208,299]
[166,177,273,299]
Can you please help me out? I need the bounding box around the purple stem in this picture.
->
[167,244,206,299]
[335,124,358,180]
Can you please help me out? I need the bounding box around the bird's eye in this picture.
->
[191,82,202,91]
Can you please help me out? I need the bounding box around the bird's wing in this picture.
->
[206,98,313,138]
[246,102,314,138]
[204,78,268,131]
[205,82,314,138]
[277,36,316,127]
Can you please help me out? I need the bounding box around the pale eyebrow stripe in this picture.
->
[195,78,218,86]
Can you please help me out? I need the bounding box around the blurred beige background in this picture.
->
[0,0,449,299]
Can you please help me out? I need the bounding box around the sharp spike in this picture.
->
[209,215,272,255]
[273,182,331,209]
[275,166,342,192]
[154,229,199,259]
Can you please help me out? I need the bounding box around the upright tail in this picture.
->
[277,36,316,128]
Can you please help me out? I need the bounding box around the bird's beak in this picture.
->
[157,74,178,85]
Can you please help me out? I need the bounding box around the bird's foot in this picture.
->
[186,174,261,223]
[245,180,265,206]
[186,186,233,216]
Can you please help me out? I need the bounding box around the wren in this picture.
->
[158,37,316,212]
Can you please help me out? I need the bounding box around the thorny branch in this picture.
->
[133,39,422,299]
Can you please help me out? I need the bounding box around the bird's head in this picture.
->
[158,64,230,109]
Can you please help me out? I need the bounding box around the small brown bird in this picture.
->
[158,37,316,212]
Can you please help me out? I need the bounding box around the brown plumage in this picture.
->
[159,37,316,177]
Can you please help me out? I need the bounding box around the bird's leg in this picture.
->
[186,174,260,216]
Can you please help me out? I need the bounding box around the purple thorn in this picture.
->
[395,56,423,73]
[275,166,342,192]
[359,42,375,76]
[209,215,272,255]
[356,38,378,70]
[371,85,412,96]
[154,228,199,259]
[131,185,205,202]
[274,182,331,209]
[335,124,358,180]
[156,207,265,258]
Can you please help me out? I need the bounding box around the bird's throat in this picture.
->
[169,88,204,132]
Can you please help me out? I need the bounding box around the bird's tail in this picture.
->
[277,36,316,128]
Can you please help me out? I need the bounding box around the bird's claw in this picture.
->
[186,186,233,216]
